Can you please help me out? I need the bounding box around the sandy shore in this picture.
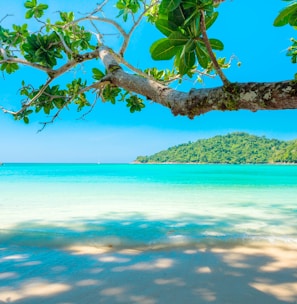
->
[1,242,297,303]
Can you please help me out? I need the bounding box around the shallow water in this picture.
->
[0,163,297,249]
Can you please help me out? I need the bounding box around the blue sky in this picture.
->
[0,0,296,163]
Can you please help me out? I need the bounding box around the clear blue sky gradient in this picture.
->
[0,0,296,163]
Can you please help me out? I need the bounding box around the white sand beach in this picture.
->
[1,242,297,303]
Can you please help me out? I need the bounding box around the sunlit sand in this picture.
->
[1,242,297,303]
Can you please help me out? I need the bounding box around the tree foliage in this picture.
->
[274,0,297,77]
[0,0,296,127]
[135,132,297,164]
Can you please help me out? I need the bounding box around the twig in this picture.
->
[78,96,99,120]
[79,0,109,16]
[66,16,128,40]
[54,31,73,55]
[0,57,53,74]
[119,1,158,55]
[0,14,13,24]
[89,20,103,44]
[14,77,54,116]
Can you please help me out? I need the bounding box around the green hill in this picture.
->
[135,132,297,164]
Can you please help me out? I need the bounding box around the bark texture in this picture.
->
[99,47,297,118]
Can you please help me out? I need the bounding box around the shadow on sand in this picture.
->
[0,218,297,303]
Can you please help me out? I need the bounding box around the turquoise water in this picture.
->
[0,163,297,249]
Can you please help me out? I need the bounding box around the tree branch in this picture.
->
[200,10,229,86]
[119,1,158,55]
[0,14,13,24]
[70,16,128,41]
[0,57,53,74]
[54,31,73,56]
[98,47,297,118]
[50,49,100,78]
[14,77,54,116]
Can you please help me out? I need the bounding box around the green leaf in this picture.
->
[0,62,19,74]
[23,117,29,124]
[92,68,105,80]
[205,12,219,30]
[155,19,178,36]
[160,0,182,13]
[53,99,64,109]
[43,104,51,114]
[185,39,196,52]
[209,38,224,50]
[274,3,297,26]
[24,0,35,8]
[39,4,49,10]
[173,47,183,69]
[183,9,200,27]
[195,43,210,68]
[179,50,195,75]
[184,50,195,68]
[289,9,297,25]
[168,31,189,46]
[25,10,34,19]
[168,5,186,26]
[116,1,125,9]
[150,38,179,60]
[123,12,128,22]
[182,0,198,9]
[178,59,187,76]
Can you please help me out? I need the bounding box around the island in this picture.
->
[135,132,297,164]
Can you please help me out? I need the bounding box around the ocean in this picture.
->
[1,163,297,249]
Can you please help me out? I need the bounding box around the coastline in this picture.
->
[132,161,297,165]
[1,164,297,303]
[1,241,297,303]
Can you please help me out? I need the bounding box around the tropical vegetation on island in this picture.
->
[135,133,297,164]
[0,0,296,128]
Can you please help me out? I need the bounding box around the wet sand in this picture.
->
[1,242,297,303]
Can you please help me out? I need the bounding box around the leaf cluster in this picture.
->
[116,0,141,22]
[1,1,94,73]
[150,0,224,76]
[0,24,30,73]
[144,67,178,82]
[22,33,62,67]
[49,12,93,55]
[0,1,101,121]
[24,0,48,19]
[16,78,90,123]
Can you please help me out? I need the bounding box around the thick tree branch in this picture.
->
[98,47,297,118]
